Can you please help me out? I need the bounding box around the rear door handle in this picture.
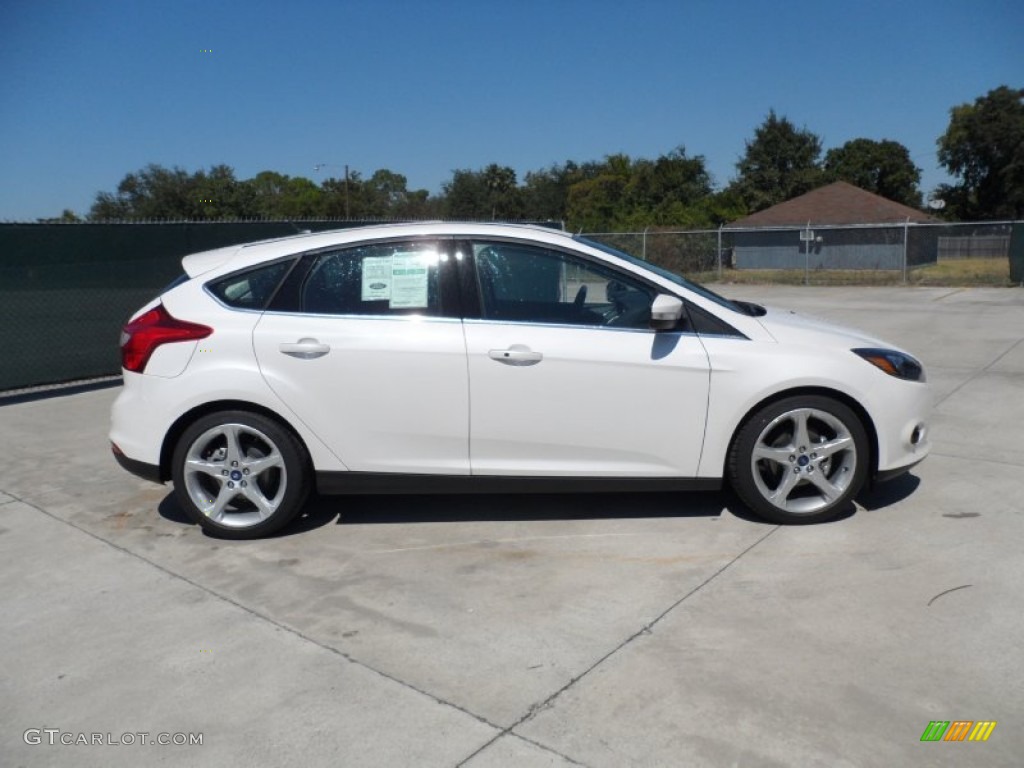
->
[279,338,330,359]
[488,345,543,366]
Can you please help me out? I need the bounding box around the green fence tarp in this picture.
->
[1009,223,1024,284]
[0,221,365,391]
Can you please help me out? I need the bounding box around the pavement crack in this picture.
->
[6,493,505,740]
[983,336,1024,372]
[454,524,780,767]
[934,336,1024,408]
[927,584,972,607]
[929,450,1024,469]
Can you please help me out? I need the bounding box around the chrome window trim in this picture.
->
[256,310,463,324]
[463,317,685,336]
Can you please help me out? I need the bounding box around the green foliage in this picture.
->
[564,148,715,231]
[443,165,523,220]
[730,110,824,213]
[36,209,82,223]
[89,164,255,220]
[521,163,575,222]
[936,85,1024,220]
[823,139,923,208]
[84,92,1020,227]
[697,188,749,228]
[88,164,436,221]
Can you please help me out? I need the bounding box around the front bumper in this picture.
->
[874,456,926,484]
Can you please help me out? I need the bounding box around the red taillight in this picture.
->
[120,304,212,373]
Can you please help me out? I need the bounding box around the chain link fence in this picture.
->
[584,221,1022,284]
[1,219,1021,393]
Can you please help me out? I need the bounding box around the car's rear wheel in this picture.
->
[728,395,869,524]
[171,410,310,539]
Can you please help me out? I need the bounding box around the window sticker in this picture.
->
[389,251,431,308]
[361,256,393,301]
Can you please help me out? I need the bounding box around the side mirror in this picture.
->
[649,294,683,331]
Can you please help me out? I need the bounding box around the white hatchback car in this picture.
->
[111,222,930,538]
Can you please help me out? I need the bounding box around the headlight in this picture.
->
[852,348,925,382]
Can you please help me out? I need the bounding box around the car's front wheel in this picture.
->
[171,410,310,539]
[728,395,869,525]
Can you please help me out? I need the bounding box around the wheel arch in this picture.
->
[159,399,313,482]
[723,386,879,480]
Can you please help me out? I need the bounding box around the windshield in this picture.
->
[574,236,741,312]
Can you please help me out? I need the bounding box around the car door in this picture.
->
[253,238,469,474]
[461,239,711,477]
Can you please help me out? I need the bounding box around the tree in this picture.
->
[90,164,263,220]
[521,161,584,222]
[627,146,714,225]
[37,209,82,223]
[246,171,323,218]
[936,85,1024,220]
[823,139,922,207]
[90,164,192,219]
[563,149,716,231]
[442,164,522,220]
[442,168,490,219]
[565,154,634,231]
[320,171,360,218]
[730,110,824,212]
[481,164,521,219]
[193,164,257,219]
[696,188,748,228]
[87,164,441,221]
[363,169,411,217]
[272,176,322,218]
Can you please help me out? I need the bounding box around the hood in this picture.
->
[755,305,898,350]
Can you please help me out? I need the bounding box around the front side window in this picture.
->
[472,241,656,329]
[576,236,742,313]
[301,241,443,316]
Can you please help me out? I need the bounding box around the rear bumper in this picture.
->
[111,444,163,484]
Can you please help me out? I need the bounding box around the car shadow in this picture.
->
[857,473,922,511]
[158,487,778,538]
[321,490,731,526]
[156,481,882,538]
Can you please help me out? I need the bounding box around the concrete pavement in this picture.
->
[2,285,1022,767]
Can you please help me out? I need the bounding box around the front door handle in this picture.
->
[279,338,330,359]
[488,345,543,366]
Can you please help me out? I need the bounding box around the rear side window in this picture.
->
[300,241,444,316]
[207,260,294,310]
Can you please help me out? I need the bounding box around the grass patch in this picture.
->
[910,258,1014,286]
[692,257,1014,287]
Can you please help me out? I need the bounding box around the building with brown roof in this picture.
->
[730,181,933,228]
[726,181,935,270]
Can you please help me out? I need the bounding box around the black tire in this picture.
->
[171,410,311,539]
[728,395,869,525]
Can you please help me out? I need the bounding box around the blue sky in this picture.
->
[1,0,1021,220]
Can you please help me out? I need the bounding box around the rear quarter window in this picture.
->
[207,260,294,310]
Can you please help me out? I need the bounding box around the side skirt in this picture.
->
[315,472,722,496]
